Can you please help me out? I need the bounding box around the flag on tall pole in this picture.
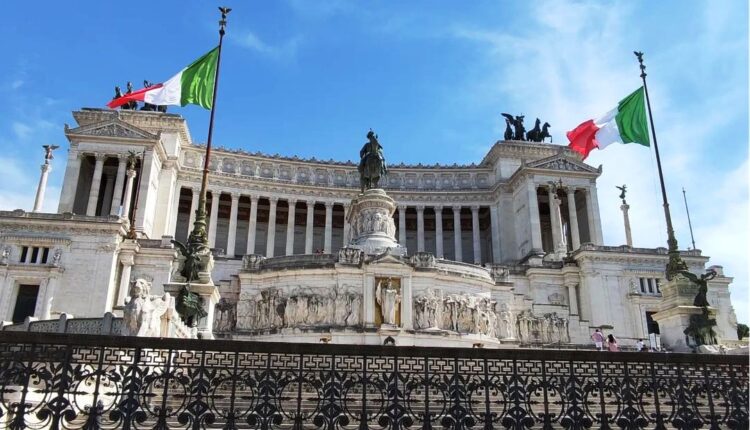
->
[566,87,650,159]
[107,47,220,110]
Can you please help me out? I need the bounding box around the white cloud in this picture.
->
[12,122,32,140]
[451,0,748,322]
[234,30,301,61]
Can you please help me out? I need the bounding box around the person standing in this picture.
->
[635,338,645,352]
[607,334,619,352]
[591,329,605,351]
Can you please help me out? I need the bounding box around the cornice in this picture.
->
[0,210,128,236]
[74,108,191,145]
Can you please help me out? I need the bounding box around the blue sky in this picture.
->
[1,1,747,323]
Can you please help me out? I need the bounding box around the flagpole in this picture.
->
[634,51,687,278]
[682,187,697,250]
[190,7,231,247]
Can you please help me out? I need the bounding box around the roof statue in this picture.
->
[42,145,59,164]
[501,113,526,141]
[358,129,388,192]
[526,118,552,142]
[616,184,627,203]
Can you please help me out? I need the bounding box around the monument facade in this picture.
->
[0,108,740,349]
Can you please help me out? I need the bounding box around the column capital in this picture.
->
[416,205,425,212]
[269,196,279,204]
[433,204,443,211]
[470,205,480,212]
[126,169,137,178]
[94,153,107,161]
[566,187,577,195]
[287,198,297,206]
[397,204,407,210]
[324,201,334,209]
[230,192,240,201]
[191,187,200,196]
[306,199,316,206]
[250,195,259,203]
[452,205,462,212]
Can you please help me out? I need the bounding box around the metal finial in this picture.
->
[218,7,232,35]
[634,51,646,78]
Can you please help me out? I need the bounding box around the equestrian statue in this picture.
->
[358,129,388,192]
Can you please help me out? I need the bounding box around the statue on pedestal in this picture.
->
[358,130,388,192]
[376,278,400,326]
[680,269,718,346]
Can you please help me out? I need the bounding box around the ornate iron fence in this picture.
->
[0,332,746,429]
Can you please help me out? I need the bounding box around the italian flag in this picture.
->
[567,87,651,159]
[107,47,219,110]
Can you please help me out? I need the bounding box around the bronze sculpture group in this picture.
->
[112,81,167,112]
[502,113,551,142]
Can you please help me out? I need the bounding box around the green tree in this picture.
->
[737,323,749,340]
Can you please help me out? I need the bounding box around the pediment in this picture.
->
[525,154,600,174]
[366,250,408,266]
[65,117,159,141]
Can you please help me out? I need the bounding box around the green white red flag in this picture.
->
[567,87,651,159]
[107,47,219,110]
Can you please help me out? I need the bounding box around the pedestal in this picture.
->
[164,282,220,339]
[651,273,715,352]
[346,189,407,256]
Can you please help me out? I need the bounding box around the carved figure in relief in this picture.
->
[214,298,236,332]
[0,246,10,265]
[376,278,400,326]
[122,278,172,337]
[51,248,62,266]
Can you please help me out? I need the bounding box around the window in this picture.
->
[19,246,50,264]
[638,277,662,296]
[12,285,39,323]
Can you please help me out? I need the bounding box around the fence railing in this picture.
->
[0,332,746,429]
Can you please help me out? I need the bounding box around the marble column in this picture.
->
[285,199,297,255]
[188,188,199,228]
[567,283,579,316]
[246,196,258,254]
[548,186,562,251]
[226,193,240,257]
[489,204,501,263]
[342,204,351,245]
[453,206,463,262]
[58,149,82,213]
[109,156,128,216]
[208,191,220,248]
[621,202,633,247]
[528,182,543,252]
[324,202,333,253]
[398,205,407,245]
[434,205,444,258]
[120,168,137,221]
[41,278,57,320]
[86,154,106,216]
[471,205,481,264]
[117,255,134,306]
[305,200,315,254]
[33,163,51,212]
[566,188,581,250]
[167,185,182,237]
[584,187,604,244]
[266,197,278,257]
[416,206,425,252]
[589,186,604,244]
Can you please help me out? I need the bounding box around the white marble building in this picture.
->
[0,108,739,348]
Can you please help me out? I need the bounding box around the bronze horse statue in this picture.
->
[358,130,388,192]
[526,118,552,142]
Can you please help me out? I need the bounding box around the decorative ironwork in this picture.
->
[0,332,746,429]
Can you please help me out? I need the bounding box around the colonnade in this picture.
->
[174,187,496,264]
[528,183,602,253]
